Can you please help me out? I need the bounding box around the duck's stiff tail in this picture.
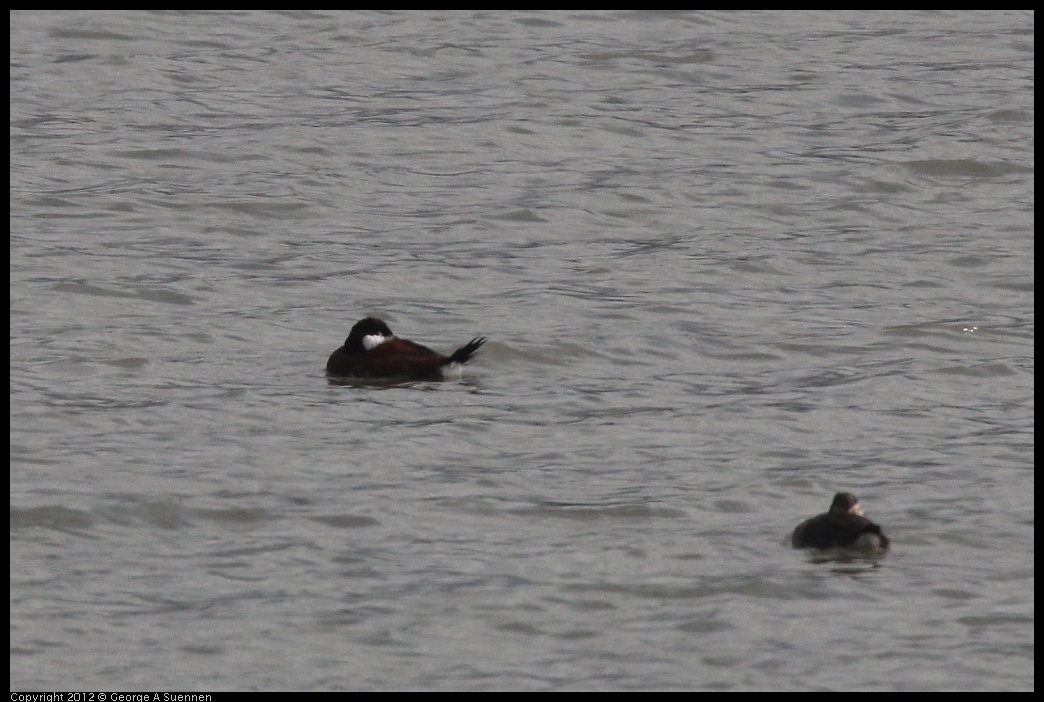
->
[447,337,486,366]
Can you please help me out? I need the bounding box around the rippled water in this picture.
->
[10,11,1034,691]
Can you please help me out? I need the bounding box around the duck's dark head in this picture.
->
[344,317,394,352]
[829,492,863,516]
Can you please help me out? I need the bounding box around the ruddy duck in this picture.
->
[791,492,890,554]
[326,317,486,380]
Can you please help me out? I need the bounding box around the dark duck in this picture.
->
[327,317,485,380]
[791,492,890,555]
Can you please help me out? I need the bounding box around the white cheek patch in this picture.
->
[362,334,390,350]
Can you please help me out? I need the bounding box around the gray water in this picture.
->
[9,11,1034,691]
